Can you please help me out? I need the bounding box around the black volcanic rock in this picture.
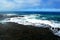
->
[0,14,24,20]
[4,15,24,18]
[0,22,60,40]
[0,14,5,20]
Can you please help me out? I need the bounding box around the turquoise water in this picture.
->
[36,14,60,22]
[0,12,60,36]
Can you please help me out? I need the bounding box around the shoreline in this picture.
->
[0,22,60,40]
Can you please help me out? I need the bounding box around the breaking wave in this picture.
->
[0,13,60,36]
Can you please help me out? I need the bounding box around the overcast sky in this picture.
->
[0,0,60,11]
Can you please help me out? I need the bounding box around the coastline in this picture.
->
[0,22,60,40]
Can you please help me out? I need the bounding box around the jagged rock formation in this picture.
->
[0,22,60,40]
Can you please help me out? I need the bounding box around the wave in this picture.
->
[0,13,60,36]
[1,14,60,27]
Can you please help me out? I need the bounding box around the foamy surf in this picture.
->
[1,14,60,28]
[0,14,60,36]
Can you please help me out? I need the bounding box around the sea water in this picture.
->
[0,12,60,36]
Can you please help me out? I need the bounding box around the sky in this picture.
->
[0,0,60,11]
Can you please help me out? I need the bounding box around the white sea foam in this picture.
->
[54,31,60,36]
[3,13,18,16]
[1,14,60,28]
[0,14,60,37]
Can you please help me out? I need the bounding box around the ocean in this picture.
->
[0,12,60,37]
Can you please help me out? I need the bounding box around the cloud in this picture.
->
[0,0,15,10]
[0,0,60,11]
[0,0,41,11]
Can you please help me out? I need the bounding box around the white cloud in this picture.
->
[0,0,40,11]
[0,0,60,11]
[0,0,15,10]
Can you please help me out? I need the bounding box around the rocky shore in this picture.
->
[0,22,60,40]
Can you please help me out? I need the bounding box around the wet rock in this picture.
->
[0,22,60,40]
